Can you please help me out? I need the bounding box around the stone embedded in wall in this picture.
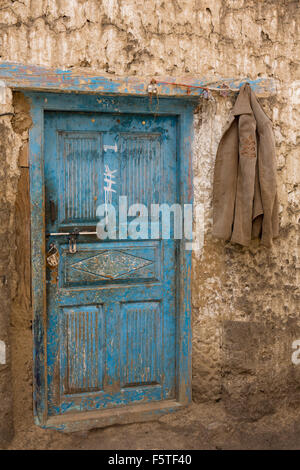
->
[222,320,300,421]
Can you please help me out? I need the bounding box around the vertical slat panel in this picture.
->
[120,134,161,207]
[63,305,104,394]
[120,302,162,387]
[59,132,102,224]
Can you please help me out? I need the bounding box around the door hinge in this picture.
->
[50,200,56,224]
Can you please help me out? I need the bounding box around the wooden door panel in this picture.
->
[61,305,104,395]
[120,301,162,388]
[61,241,161,287]
[58,131,103,225]
[45,111,177,417]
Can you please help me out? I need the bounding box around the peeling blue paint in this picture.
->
[28,91,193,429]
[0,61,276,97]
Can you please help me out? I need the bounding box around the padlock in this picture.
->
[46,243,59,269]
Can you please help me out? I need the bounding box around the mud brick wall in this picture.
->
[0,0,299,444]
[0,86,22,446]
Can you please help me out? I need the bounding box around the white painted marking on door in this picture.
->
[104,144,118,152]
[104,165,117,224]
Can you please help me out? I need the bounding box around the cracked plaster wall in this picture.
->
[0,0,299,443]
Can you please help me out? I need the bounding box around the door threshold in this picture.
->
[42,400,185,433]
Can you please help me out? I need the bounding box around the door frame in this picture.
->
[26,90,195,431]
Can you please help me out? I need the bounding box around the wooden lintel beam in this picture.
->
[0,62,276,97]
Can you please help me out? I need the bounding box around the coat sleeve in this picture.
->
[212,118,239,241]
[251,159,264,239]
[258,121,279,246]
[250,90,279,246]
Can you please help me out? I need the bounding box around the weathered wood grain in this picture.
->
[15,167,31,311]
[0,62,276,97]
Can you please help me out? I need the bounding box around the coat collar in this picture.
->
[232,83,253,116]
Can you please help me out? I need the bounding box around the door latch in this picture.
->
[46,228,98,254]
[68,228,80,254]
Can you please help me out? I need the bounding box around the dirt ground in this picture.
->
[3,401,300,450]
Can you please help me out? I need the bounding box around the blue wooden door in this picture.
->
[44,111,178,416]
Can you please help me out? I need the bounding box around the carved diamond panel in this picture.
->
[71,250,153,280]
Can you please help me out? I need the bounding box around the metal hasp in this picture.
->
[67,228,79,254]
[47,229,98,254]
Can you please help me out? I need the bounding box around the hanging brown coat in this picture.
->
[212,83,279,247]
